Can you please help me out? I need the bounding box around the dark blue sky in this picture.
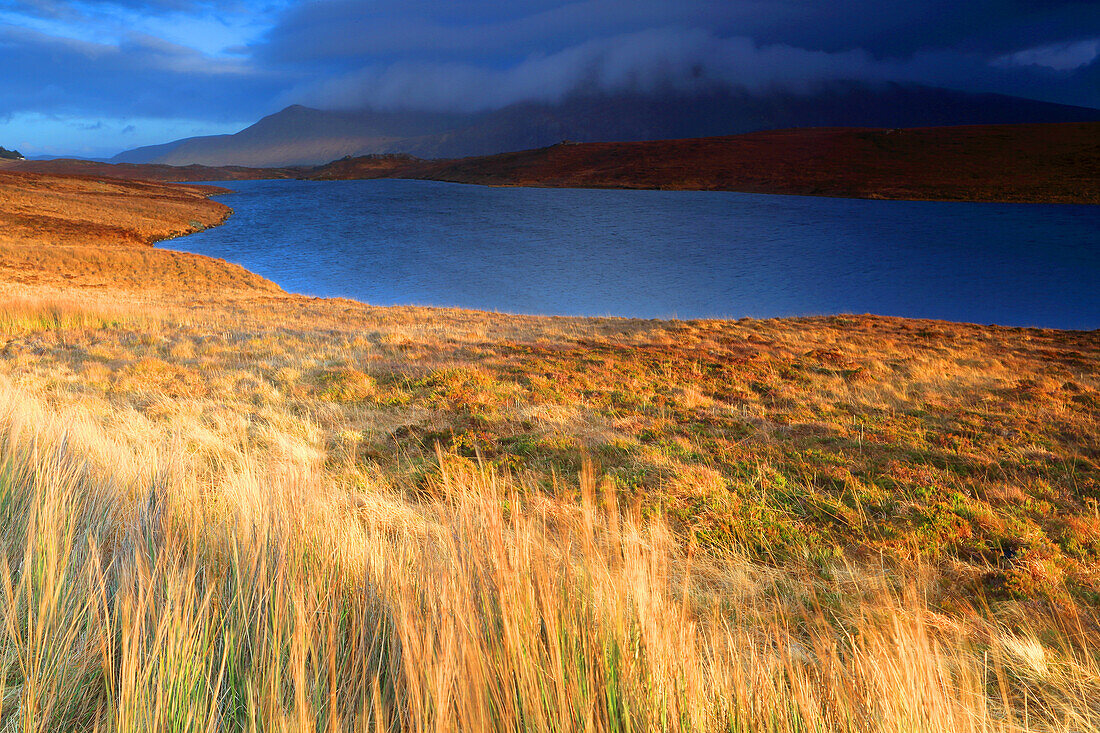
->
[2,0,1099,157]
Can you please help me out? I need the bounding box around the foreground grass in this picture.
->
[3,380,1100,731]
[0,290,1098,731]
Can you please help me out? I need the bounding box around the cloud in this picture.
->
[8,1,1100,120]
[258,0,1100,112]
[258,0,752,64]
[3,0,1100,157]
[996,38,1100,71]
[285,30,878,111]
[0,25,286,120]
[8,0,244,18]
[284,26,1100,113]
[259,0,1100,63]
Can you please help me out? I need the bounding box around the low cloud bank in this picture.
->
[285,28,1100,113]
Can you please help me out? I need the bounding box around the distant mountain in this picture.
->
[0,146,24,160]
[113,106,466,166]
[114,83,1100,167]
[26,154,112,162]
[3,157,300,182]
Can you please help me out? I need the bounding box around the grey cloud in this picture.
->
[257,0,1100,112]
[996,39,1100,71]
[259,0,766,64]
[4,0,1100,147]
[285,30,877,111]
[260,0,1100,64]
[285,27,1100,112]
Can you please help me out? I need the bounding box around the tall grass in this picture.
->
[0,295,154,335]
[0,386,1098,732]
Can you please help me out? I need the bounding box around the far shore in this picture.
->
[5,120,1099,205]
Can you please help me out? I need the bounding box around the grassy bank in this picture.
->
[0,172,279,294]
[0,172,1098,730]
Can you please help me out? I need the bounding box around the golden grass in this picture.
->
[1,384,1098,731]
[0,294,155,334]
[0,171,229,246]
[0,286,1094,731]
[0,170,1098,729]
[0,171,278,294]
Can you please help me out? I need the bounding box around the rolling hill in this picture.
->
[12,121,1100,204]
[313,121,1100,204]
[0,156,301,182]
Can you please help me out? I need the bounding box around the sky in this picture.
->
[1,0,1099,158]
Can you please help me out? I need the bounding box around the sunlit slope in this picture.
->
[0,170,1097,730]
[0,171,280,293]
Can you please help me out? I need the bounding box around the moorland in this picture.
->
[6,121,1100,203]
[310,122,1100,203]
[0,170,1097,731]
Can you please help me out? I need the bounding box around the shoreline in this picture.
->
[0,170,281,295]
[1,165,1098,729]
[1,167,1095,334]
[2,202,1098,597]
[8,121,1100,205]
[199,173,1100,208]
[159,179,1100,333]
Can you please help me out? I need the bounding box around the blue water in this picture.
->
[166,179,1100,329]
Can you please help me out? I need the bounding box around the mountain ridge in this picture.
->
[113,84,1100,168]
[14,121,1097,204]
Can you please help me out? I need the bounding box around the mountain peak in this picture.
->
[114,85,1100,168]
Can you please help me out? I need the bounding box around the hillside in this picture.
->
[0,156,299,182]
[0,169,1098,729]
[16,121,1100,205]
[113,84,1100,167]
[0,170,279,292]
[314,122,1100,204]
[112,105,466,166]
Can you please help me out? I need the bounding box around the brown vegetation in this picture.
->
[0,170,1098,730]
[315,122,1100,203]
[10,122,1098,203]
[0,170,231,245]
[0,157,300,182]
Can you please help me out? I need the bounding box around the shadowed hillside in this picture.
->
[112,85,1100,167]
[314,122,1100,203]
[14,121,1100,204]
[0,157,300,182]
